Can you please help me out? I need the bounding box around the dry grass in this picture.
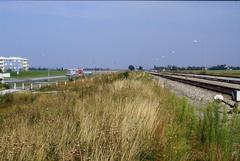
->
[0,72,239,161]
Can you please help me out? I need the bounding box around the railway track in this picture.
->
[149,72,240,102]
[167,72,240,85]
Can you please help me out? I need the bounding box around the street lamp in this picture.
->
[41,53,50,82]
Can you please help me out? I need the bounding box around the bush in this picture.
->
[128,65,135,71]
[119,72,129,79]
[0,83,10,89]
[0,93,14,104]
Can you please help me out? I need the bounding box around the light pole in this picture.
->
[17,70,19,79]
[40,53,50,82]
[48,68,50,83]
[1,69,4,84]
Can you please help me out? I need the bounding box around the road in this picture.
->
[0,75,66,95]
[3,75,67,83]
[0,89,22,95]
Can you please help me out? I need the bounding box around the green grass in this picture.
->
[177,70,240,77]
[0,72,240,160]
[0,83,10,90]
[9,70,65,79]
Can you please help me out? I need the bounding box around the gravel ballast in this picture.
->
[152,75,234,109]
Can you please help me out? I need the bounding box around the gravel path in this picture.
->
[152,75,234,110]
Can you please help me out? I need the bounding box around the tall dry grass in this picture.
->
[0,72,239,161]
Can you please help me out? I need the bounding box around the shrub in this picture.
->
[0,93,14,104]
[0,83,10,89]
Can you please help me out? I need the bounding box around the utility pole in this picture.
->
[48,68,50,83]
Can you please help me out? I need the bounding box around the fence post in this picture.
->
[65,81,67,85]
[30,83,33,90]
[74,80,76,84]
[22,83,25,90]
[39,83,41,89]
[56,82,58,86]
[14,83,16,90]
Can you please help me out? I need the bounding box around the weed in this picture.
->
[0,72,239,160]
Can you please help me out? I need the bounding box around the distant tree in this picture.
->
[138,66,143,70]
[154,65,157,70]
[208,64,228,70]
[128,65,135,71]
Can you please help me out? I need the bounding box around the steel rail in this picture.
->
[168,73,240,85]
[149,72,239,101]
[175,72,240,79]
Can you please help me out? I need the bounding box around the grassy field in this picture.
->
[0,72,240,160]
[177,70,240,77]
[9,70,65,79]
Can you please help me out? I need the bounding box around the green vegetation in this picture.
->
[9,70,65,79]
[128,65,135,71]
[0,72,239,160]
[0,83,10,90]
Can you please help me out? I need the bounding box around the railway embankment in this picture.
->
[151,74,237,112]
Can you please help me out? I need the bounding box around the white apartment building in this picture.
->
[0,57,29,72]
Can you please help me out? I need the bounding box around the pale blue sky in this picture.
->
[0,1,240,69]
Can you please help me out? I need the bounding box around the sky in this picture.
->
[0,1,240,69]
